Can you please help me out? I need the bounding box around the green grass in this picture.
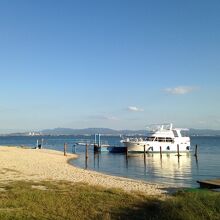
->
[0,181,219,220]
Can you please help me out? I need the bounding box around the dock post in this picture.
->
[194,144,198,157]
[160,146,162,158]
[93,150,96,168]
[177,144,180,157]
[85,144,88,169]
[125,147,128,168]
[72,144,76,153]
[125,146,128,157]
[144,145,146,168]
[98,134,101,147]
[41,138,44,149]
[36,139,38,149]
[64,143,67,156]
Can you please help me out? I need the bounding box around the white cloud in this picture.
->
[164,86,198,95]
[127,106,144,112]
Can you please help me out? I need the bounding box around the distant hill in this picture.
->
[41,128,147,136]
[2,127,220,137]
[41,128,119,135]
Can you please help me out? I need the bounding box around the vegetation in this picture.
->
[0,181,219,220]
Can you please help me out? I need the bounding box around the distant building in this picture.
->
[28,132,41,136]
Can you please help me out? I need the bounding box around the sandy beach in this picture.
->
[0,146,170,195]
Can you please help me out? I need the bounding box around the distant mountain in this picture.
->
[41,128,147,136]
[41,128,117,135]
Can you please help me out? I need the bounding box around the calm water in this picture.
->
[1,135,220,188]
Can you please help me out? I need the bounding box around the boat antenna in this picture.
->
[170,123,173,130]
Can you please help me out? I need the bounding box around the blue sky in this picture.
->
[0,0,220,132]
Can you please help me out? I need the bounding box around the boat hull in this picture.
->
[124,141,191,153]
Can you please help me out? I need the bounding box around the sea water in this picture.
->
[1,135,220,187]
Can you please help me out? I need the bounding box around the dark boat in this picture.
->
[107,146,126,153]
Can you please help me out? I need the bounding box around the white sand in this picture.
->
[0,146,169,195]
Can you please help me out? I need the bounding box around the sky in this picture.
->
[0,0,220,132]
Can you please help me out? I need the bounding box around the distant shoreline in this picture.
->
[1,127,220,136]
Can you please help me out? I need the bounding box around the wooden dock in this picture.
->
[197,179,220,189]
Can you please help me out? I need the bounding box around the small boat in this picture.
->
[94,144,110,152]
[107,146,127,153]
[122,123,191,153]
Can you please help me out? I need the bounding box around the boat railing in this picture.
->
[122,137,144,142]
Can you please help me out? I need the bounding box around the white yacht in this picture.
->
[122,123,191,153]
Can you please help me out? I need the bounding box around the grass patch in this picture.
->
[0,181,219,220]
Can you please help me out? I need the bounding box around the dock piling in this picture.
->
[125,147,128,157]
[125,146,128,160]
[194,144,198,157]
[98,134,101,147]
[125,147,128,168]
[41,138,44,149]
[144,145,147,172]
[177,144,180,157]
[160,146,162,158]
[64,143,67,156]
[72,144,76,153]
[85,144,88,169]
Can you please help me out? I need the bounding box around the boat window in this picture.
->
[173,130,179,137]
[158,137,166,142]
[146,137,155,141]
[166,138,173,142]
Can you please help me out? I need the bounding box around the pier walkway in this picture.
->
[197,179,220,189]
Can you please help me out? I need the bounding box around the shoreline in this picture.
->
[0,146,174,195]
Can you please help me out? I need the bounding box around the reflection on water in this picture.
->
[70,136,220,188]
[72,151,194,187]
[130,153,192,184]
